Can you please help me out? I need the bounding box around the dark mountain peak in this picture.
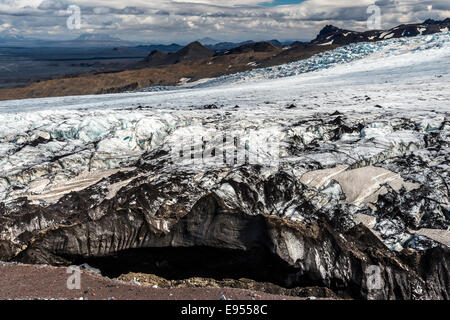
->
[143,41,213,66]
[149,49,165,55]
[290,41,307,47]
[424,18,438,25]
[311,25,350,45]
[318,25,342,36]
[175,41,214,58]
[186,41,204,48]
[312,18,450,46]
[145,49,167,64]
[246,41,279,51]
[222,41,280,55]
[206,40,254,52]
[186,41,203,47]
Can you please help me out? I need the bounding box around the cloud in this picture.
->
[0,0,448,42]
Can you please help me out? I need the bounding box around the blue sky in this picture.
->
[260,0,305,7]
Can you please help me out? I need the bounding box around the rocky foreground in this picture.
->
[0,32,449,300]
[0,262,300,300]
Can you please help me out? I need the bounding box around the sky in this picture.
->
[0,0,448,43]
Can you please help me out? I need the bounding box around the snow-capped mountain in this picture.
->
[311,18,450,45]
[134,30,449,91]
[0,30,448,299]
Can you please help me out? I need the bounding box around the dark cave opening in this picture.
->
[71,245,322,290]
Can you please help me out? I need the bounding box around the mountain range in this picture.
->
[138,18,450,69]
[311,18,450,45]
[0,33,143,47]
[0,18,448,100]
[0,32,287,50]
[1,18,448,51]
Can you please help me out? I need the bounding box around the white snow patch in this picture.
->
[178,78,191,85]
[318,40,334,46]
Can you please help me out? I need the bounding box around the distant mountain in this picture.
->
[76,34,123,42]
[167,41,214,63]
[144,41,214,66]
[136,43,183,53]
[206,41,254,52]
[206,39,295,52]
[4,17,450,100]
[141,38,314,68]
[289,41,308,47]
[267,39,282,47]
[198,37,220,45]
[0,34,26,41]
[0,31,289,52]
[0,33,146,47]
[311,18,450,45]
[52,34,145,47]
[217,41,280,55]
[144,50,169,66]
[140,40,284,68]
[0,33,40,45]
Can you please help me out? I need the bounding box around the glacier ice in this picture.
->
[0,30,448,253]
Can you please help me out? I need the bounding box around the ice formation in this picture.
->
[0,31,448,299]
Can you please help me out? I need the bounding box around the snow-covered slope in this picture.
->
[0,31,449,112]
[0,31,448,254]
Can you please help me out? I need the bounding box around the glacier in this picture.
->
[0,31,449,299]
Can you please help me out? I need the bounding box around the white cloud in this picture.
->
[0,0,448,42]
